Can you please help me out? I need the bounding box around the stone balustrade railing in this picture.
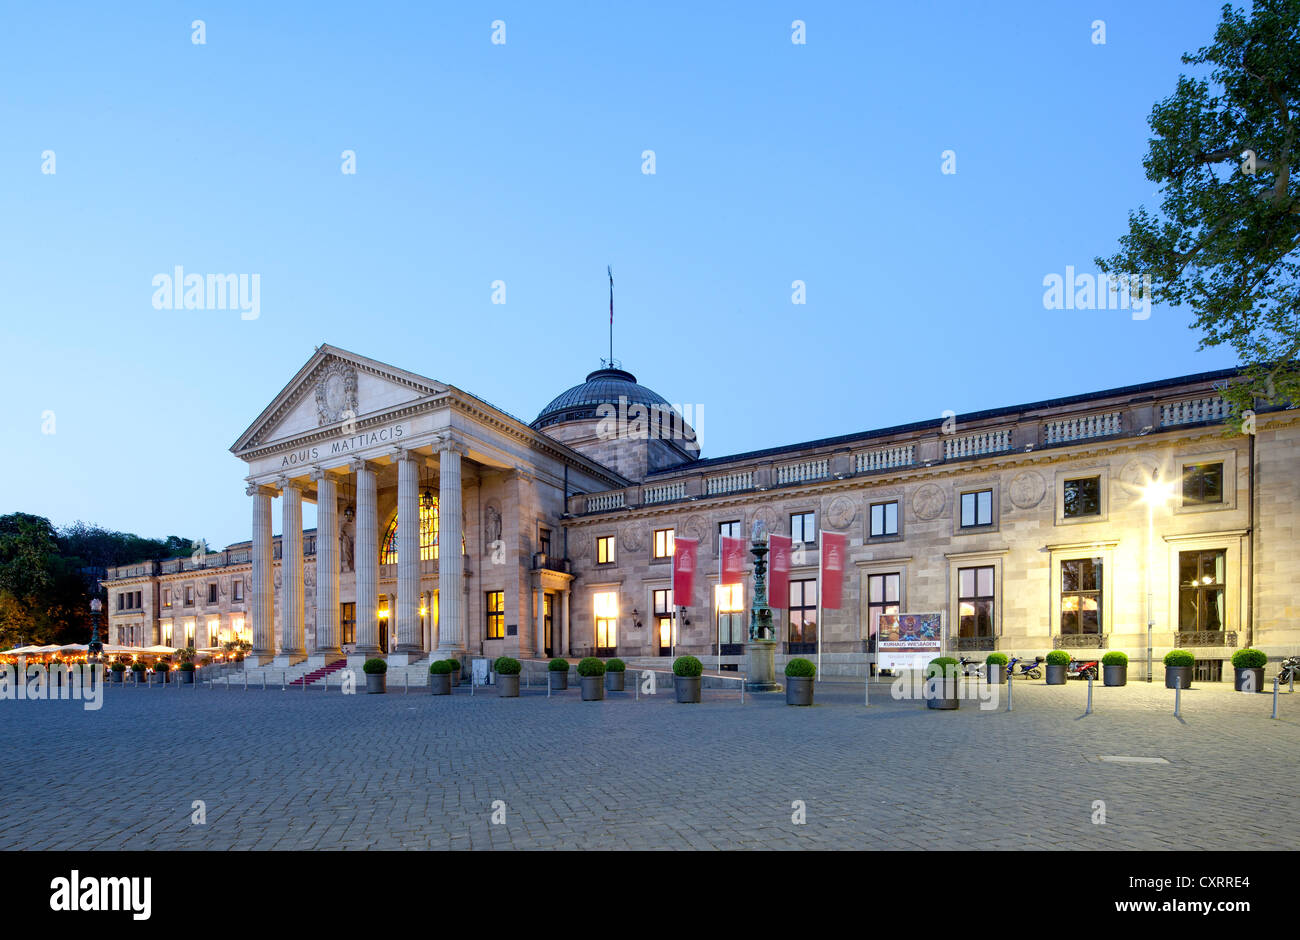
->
[1042,411,1122,445]
[586,491,626,512]
[643,481,687,505]
[1160,396,1226,427]
[775,458,829,485]
[854,444,914,473]
[943,428,1013,459]
[706,470,753,495]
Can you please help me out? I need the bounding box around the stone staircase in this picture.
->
[287,658,348,687]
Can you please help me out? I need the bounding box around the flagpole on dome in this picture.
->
[607,265,614,367]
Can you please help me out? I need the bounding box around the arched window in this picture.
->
[380,492,464,564]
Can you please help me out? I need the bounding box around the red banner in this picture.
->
[720,535,746,585]
[820,532,848,610]
[768,534,791,608]
[672,537,698,607]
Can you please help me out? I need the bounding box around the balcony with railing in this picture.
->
[943,428,1013,460]
[1160,396,1227,427]
[854,444,914,474]
[586,491,626,513]
[705,470,753,495]
[775,458,829,485]
[643,481,687,505]
[1042,411,1121,445]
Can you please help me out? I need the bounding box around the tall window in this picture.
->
[716,583,745,647]
[596,535,616,565]
[341,602,356,645]
[957,566,994,637]
[485,591,504,639]
[1182,462,1224,505]
[1060,558,1103,635]
[184,586,194,607]
[232,579,243,602]
[653,588,675,654]
[653,528,675,559]
[1179,550,1225,632]
[787,579,817,648]
[869,502,898,537]
[719,520,741,540]
[594,591,618,654]
[163,589,171,609]
[381,495,454,564]
[207,583,218,604]
[960,490,993,528]
[538,527,552,558]
[867,572,900,650]
[791,512,816,545]
[1062,477,1101,518]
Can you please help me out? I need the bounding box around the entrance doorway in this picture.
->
[543,592,554,658]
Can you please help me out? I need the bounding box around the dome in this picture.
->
[532,367,673,430]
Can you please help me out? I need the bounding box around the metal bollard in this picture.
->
[635,671,639,701]
[1085,675,1093,716]
[1174,676,1181,718]
[547,672,552,699]
[244,671,248,691]
[1273,677,1279,719]
[1006,674,1013,712]
[282,673,286,692]
[864,674,870,708]
[404,671,409,694]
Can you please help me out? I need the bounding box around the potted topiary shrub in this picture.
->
[673,655,703,703]
[1164,649,1194,689]
[925,657,960,709]
[110,662,126,683]
[363,657,387,694]
[604,658,627,691]
[784,657,816,705]
[130,661,146,684]
[577,657,606,700]
[1102,650,1128,687]
[429,659,452,695]
[985,652,1008,684]
[153,661,170,683]
[1231,648,1266,693]
[178,661,196,684]
[447,658,462,687]
[548,657,570,690]
[495,657,521,697]
[1044,649,1070,685]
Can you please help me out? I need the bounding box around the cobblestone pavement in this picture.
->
[1,673,1296,850]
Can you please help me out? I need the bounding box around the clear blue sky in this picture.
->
[1,0,1238,550]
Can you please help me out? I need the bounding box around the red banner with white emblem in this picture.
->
[720,535,746,585]
[820,532,847,610]
[672,537,698,607]
[768,534,791,608]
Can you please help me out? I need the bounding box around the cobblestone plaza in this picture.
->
[3,677,1295,851]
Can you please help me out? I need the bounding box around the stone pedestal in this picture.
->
[745,639,781,692]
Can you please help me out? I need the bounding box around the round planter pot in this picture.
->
[605,671,625,692]
[449,669,461,687]
[785,675,814,706]
[497,674,520,697]
[1103,664,1128,687]
[580,675,605,700]
[430,673,451,695]
[111,671,124,683]
[674,675,702,703]
[156,672,168,683]
[1165,666,1192,690]
[1233,667,1264,693]
[1044,664,1067,685]
[986,663,1006,685]
[132,671,145,684]
[549,671,568,691]
[179,670,194,684]
[925,676,959,710]
[365,673,387,694]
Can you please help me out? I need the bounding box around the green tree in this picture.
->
[1097,0,1300,422]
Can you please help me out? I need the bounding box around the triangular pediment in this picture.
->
[231,345,448,455]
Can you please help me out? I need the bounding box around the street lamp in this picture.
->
[1142,472,1174,682]
[88,597,104,663]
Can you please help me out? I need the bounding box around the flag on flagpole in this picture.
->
[820,532,847,609]
[768,534,791,609]
[720,535,746,585]
[672,537,698,608]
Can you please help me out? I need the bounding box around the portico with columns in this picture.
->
[229,346,622,672]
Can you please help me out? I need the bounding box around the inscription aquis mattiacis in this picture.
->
[279,423,407,468]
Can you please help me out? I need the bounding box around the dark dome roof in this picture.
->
[532,367,672,430]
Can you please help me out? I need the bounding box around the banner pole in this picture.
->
[816,531,823,682]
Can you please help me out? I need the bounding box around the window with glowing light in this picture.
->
[1060,558,1102,635]
[653,588,675,654]
[486,591,504,639]
[594,591,618,653]
[958,566,995,637]
[653,528,675,559]
[1178,550,1225,632]
[867,572,900,650]
[787,579,817,646]
[596,535,616,565]
[380,494,464,564]
[716,583,745,646]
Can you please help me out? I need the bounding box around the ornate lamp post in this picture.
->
[88,597,104,663]
[745,519,780,692]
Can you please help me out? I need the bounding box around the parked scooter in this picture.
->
[1008,655,1043,680]
[1279,655,1300,685]
[1067,659,1099,680]
[957,656,985,678]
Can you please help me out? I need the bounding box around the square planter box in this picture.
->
[430,673,451,695]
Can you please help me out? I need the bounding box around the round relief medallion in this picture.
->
[621,523,644,553]
[912,483,945,521]
[1116,457,1160,503]
[824,495,857,530]
[1009,471,1046,509]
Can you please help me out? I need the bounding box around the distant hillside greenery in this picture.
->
[0,513,197,649]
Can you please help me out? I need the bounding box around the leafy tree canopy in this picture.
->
[1098,0,1300,421]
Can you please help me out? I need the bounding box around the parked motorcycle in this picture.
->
[1067,658,1099,680]
[1279,655,1300,685]
[957,656,985,678]
[1008,655,1043,680]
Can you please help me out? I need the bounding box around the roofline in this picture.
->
[648,366,1245,475]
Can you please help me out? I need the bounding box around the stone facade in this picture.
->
[103,349,1300,682]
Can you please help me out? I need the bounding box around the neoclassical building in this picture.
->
[104,344,1300,680]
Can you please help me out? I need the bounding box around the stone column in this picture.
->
[534,588,543,658]
[561,587,571,656]
[394,450,423,659]
[351,460,381,657]
[437,440,465,653]
[311,468,342,663]
[277,479,306,663]
[248,484,276,664]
